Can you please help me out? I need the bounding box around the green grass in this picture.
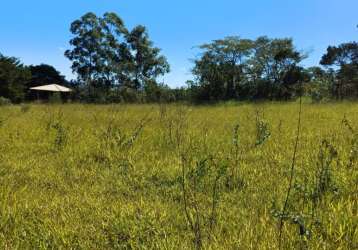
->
[0,102,357,249]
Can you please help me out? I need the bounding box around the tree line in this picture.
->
[188,37,358,102]
[0,56,69,103]
[1,12,357,104]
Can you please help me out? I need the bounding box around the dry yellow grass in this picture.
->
[0,102,357,249]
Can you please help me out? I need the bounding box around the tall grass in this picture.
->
[0,102,357,249]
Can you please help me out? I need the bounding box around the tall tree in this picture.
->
[65,12,107,99]
[27,64,67,87]
[98,12,129,89]
[191,36,305,101]
[26,64,68,100]
[320,42,358,98]
[125,25,170,90]
[0,54,31,103]
[65,12,170,101]
[192,36,254,100]
[249,36,306,99]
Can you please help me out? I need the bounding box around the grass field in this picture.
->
[0,102,357,249]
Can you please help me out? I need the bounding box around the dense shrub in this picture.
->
[0,96,11,106]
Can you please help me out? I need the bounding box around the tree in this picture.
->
[249,37,306,100]
[305,66,327,81]
[27,64,67,87]
[192,36,254,101]
[25,64,68,100]
[65,12,170,102]
[144,80,175,103]
[320,42,358,98]
[65,12,109,100]
[125,25,170,90]
[0,54,31,103]
[191,36,305,101]
[99,12,129,90]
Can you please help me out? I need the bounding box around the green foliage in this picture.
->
[272,139,340,249]
[254,110,271,146]
[26,64,69,101]
[126,25,170,90]
[46,111,68,151]
[0,54,31,103]
[0,53,70,103]
[48,93,62,104]
[180,151,229,249]
[144,81,175,103]
[342,116,358,168]
[320,42,358,99]
[192,36,254,101]
[314,140,338,199]
[0,96,11,106]
[1,29,357,104]
[28,64,67,87]
[191,36,307,101]
[308,80,331,103]
[65,12,170,102]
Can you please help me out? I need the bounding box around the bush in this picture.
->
[311,90,324,103]
[307,80,331,103]
[118,87,144,103]
[0,97,11,106]
[49,93,62,104]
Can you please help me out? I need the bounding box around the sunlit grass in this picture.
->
[0,102,357,249]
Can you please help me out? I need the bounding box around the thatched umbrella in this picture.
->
[30,84,72,101]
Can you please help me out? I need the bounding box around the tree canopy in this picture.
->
[0,54,31,103]
[320,42,358,98]
[65,12,170,102]
[0,14,357,104]
[191,36,307,101]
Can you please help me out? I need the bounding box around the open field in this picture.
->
[0,102,357,249]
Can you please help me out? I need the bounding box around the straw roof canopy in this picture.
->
[30,84,72,92]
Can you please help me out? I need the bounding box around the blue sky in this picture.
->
[1,0,357,87]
